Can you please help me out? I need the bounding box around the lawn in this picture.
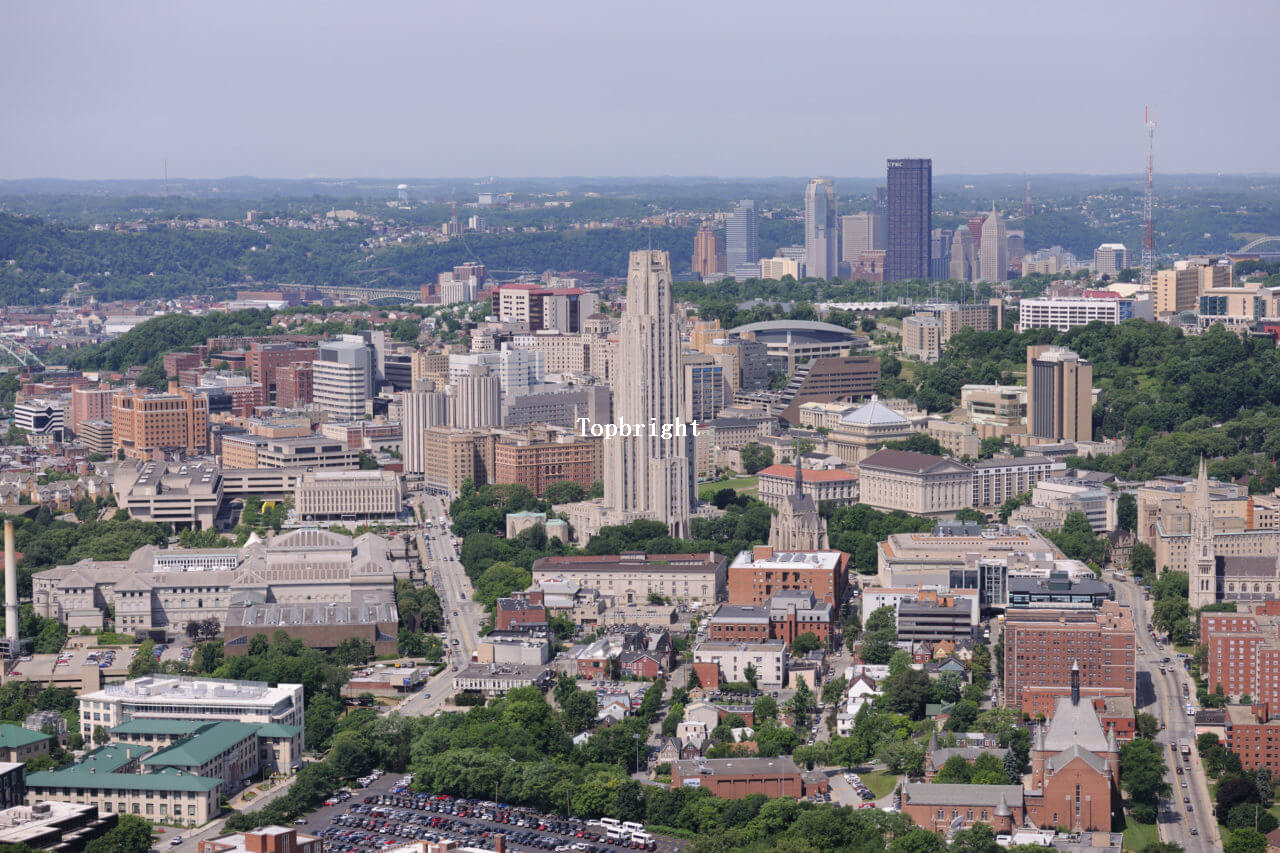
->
[859,769,898,799]
[698,476,758,500]
[1121,818,1159,852]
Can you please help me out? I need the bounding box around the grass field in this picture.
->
[698,475,759,499]
[1121,818,1159,852]
[859,769,898,799]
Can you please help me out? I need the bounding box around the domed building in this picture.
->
[826,395,919,465]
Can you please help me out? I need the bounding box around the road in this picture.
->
[396,493,482,718]
[1111,575,1220,852]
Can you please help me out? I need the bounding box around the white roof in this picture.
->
[839,395,910,427]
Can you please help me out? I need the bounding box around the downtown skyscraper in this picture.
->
[886,158,932,282]
[804,178,838,280]
[726,199,760,278]
[604,250,692,537]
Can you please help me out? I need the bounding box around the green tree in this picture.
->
[743,662,758,689]
[1135,712,1159,740]
[1227,803,1279,834]
[790,632,821,656]
[740,443,774,475]
[83,814,154,853]
[543,481,586,505]
[1119,738,1168,823]
[93,725,108,746]
[1130,541,1156,577]
[753,695,778,723]
[1225,828,1268,853]
[1117,492,1137,532]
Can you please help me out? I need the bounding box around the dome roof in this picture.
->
[839,395,910,427]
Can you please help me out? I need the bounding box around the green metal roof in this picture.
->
[109,719,206,736]
[0,724,53,749]
[141,721,259,769]
[75,743,152,774]
[254,723,302,738]
[26,767,222,793]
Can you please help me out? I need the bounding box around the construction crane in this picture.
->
[1142,107,1158,287]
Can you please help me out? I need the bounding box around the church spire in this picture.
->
[1196,455,1210,509]
[793,439,804,495]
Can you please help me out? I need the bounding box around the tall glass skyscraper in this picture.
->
[886,158,932,282]
[726,199,760,277]
[804,178,837,280]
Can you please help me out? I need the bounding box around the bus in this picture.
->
[599,818,622,832]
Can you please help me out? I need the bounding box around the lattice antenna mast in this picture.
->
[1142,107,1158,286]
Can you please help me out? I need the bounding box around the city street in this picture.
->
[1111,575,1220,852]
[396,493,482,718]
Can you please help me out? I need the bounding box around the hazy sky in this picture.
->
[3,0,1276,180]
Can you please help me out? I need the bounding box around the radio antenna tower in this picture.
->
[1142,107,1158,286]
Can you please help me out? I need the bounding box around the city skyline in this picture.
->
[3,0,1277,180]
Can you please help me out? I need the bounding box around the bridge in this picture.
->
[312,284,420,304]
[0,336,45,368]
[1229,236,1280,263]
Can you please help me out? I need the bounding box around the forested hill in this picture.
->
[0,212,698,305]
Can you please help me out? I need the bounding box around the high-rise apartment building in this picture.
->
[840,213,885,266]
[112,385,210,459]
[886,158,932,282]
[274,362,313,407]
[1001,602,1136,716]
[247,343,316,404]
[978,205,1008,283]
[1025,346,1092,443]
[401,388,450,476]
[604,250,693,537]
[804,178,838,280]
[726,200,760,278]
[70,384,117,432]
[692,226,726,278]
[452,364,501,430]
[491,427,600,497]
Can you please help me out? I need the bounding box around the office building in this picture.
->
[294,469,404,523]
[886,158,932,282]
[707,590,834,648]
[726,546,848,611]
[901,315,942,362]
[603,251,693,536]
[759,256,805,280]
[1001,602,1136,715]
[502,385,611,430]
[756,463,858,510]
[115,459,223,530]
[220,434,359,469]
[857,449,973,517]
[12,399,66,444]
[491,426,600,497]
[961,384,1027,435]
[978,205,1008,283]
[78,677,304,742]
[247,343,317,404]
[1093,243,1128,277]
[970,454,1064,509]
[1154,260,1230,315]
[1200,610,1280,709]
[69,384,117,432]
[840,212,885,266]
[530,552,727,605]
[422,427,495,497]
[401,388,450,476]
[775,354,879,425]
[804,178,838,280]
[1016,294,1153,332]
[491,284,598,333]
[112,385,209,459]
[948,226,974,281]
[1026,346,1092,443]
[311,360,368,423]
[692,225,726,278]
[726,200,760,277]
[681,355,728,423]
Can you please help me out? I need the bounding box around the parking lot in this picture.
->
[291,774,682,853]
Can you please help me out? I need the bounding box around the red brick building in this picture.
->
[491,430,599,497]
[726,545,849,613]
[494,595,547,632]
[1222,704,1280,774]
[248,342,316,404]
[275,362,314,407]
[163,351,202,378]
[1002,602,1136,715]
[669,756,827,799]
[1201,611,1280,706]
[706,590,835,648]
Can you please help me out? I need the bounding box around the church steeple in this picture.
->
[1189,456,1217,609]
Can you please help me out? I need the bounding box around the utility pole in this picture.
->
[1142,107,1158,287]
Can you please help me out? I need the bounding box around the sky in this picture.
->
[2,0,1277,180]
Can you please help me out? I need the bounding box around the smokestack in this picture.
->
[4,520,16,646]
[1070,659,1080,706]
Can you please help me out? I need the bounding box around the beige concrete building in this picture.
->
[925,420,982,458]
[978,206,1008,283]
[857,449,973,517]
[970,455,1064,509]
[221,434,360,469]
[824,396,920,464]
[531,552,727,605]
[960,385,1026,437]
[294,469,404,522]
[113,459,223,530]
[112,385,209,460]
[760,256,804,280]
[756,463,858,509]
[35,528,405,634]
[423,427,495,497]
[840,212,885,265]
[1025,346,1092,443]
[692,640,787,688]
[902,314,942,362]
[1154,260,1229,315]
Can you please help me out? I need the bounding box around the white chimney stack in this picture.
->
[4,519,17,646]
